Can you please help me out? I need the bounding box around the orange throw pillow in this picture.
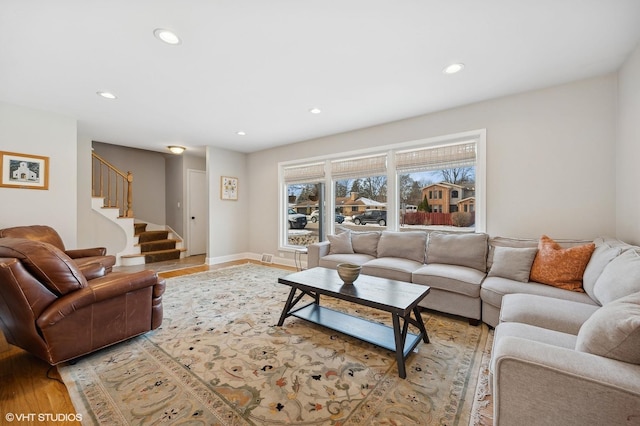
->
[530,235,595,292]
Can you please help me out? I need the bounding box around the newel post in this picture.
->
[126,172,134,218]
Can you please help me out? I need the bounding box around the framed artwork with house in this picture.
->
[0,151,49,190]
[220,176,238,200]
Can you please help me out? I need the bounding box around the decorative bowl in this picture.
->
[337,263,361,284]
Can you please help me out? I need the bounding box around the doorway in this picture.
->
[187,169,207,256]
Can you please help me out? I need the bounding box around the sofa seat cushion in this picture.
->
[319,253,375,269]
[412,264,485,298]
[500,294,600,335]
[481,276,596,311]
[361,257,423,282]
[73,255,116,273]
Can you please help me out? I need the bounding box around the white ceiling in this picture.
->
[1,1,639,155]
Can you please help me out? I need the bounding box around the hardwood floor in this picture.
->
[0,257,293,423]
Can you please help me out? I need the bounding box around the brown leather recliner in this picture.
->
[0,225,116,276]
[0,237,165,365]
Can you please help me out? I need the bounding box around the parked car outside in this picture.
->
[288,208,307,229]
[353,210,387,226]
[309,210,345,224]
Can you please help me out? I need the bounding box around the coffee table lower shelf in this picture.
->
[290,303,423,358]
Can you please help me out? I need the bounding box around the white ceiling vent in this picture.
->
[261,253,273,264]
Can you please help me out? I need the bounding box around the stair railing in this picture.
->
[92,152,134,218]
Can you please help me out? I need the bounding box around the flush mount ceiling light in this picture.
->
[237,131,246,136]
[443,63,465,74]
[153,28,181,45]
[168,145,186,154]
[97,91,117,99]
[309,108,322,114]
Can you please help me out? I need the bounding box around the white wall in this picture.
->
[248,74,618,260]
[616,42,640,245]
[206,146,249,263]
[0,102,79,247]
[92,142,166,225]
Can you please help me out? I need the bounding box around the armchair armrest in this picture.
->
[37,270,161,329]
[307,241,330,268]
[65,247,107,258]
[492,336,640,426]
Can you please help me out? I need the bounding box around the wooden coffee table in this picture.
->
[277,267,430,379]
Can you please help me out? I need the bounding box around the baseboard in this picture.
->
[206,252,299,269]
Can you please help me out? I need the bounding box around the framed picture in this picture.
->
[220,176,238,200]
[0,151,49,190]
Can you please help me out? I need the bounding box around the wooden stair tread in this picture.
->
[136,238,180,246]
[121,248,186,258]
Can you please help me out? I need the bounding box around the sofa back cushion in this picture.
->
[376,231,427,263]
[582,240,623,301]
[576,291,640,365]
[427,232,488,272]
[593,249,640,305]
[0,238,87,296]
[350,231,381,257]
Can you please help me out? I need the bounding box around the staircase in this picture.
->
[91,152,187,266]
[130,223,183,263]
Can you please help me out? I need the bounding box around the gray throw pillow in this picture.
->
[487,246,538,282]
[575,291,640,365]
[376,231,427,263]
[427,232,489,272]
[593,249,640,305]
[328,231,354,255]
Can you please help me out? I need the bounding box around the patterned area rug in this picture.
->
[59,264,493,425]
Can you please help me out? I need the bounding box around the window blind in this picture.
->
[331,154,387,179]
[395,141,476,173]
[283,162,325,183]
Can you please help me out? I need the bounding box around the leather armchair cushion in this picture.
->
[0,225,67,250]
[0,238,87,295]
[65,247,107,258]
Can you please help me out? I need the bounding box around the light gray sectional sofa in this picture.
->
[308,230,640,424]
[308,230,489,325]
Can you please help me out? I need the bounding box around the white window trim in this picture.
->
[279,129,486,251]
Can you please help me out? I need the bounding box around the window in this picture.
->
[397,140,478,230]
[333,154,387,231]
[279,129,485,250]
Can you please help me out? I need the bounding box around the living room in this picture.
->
[1,2,640,424]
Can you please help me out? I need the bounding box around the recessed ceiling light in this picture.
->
[97,91,117,99]
[237,131,246,136]
[309,108,322,114]
[153,28,181,45]
[167,145,186,154]
[443,63,465,74]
